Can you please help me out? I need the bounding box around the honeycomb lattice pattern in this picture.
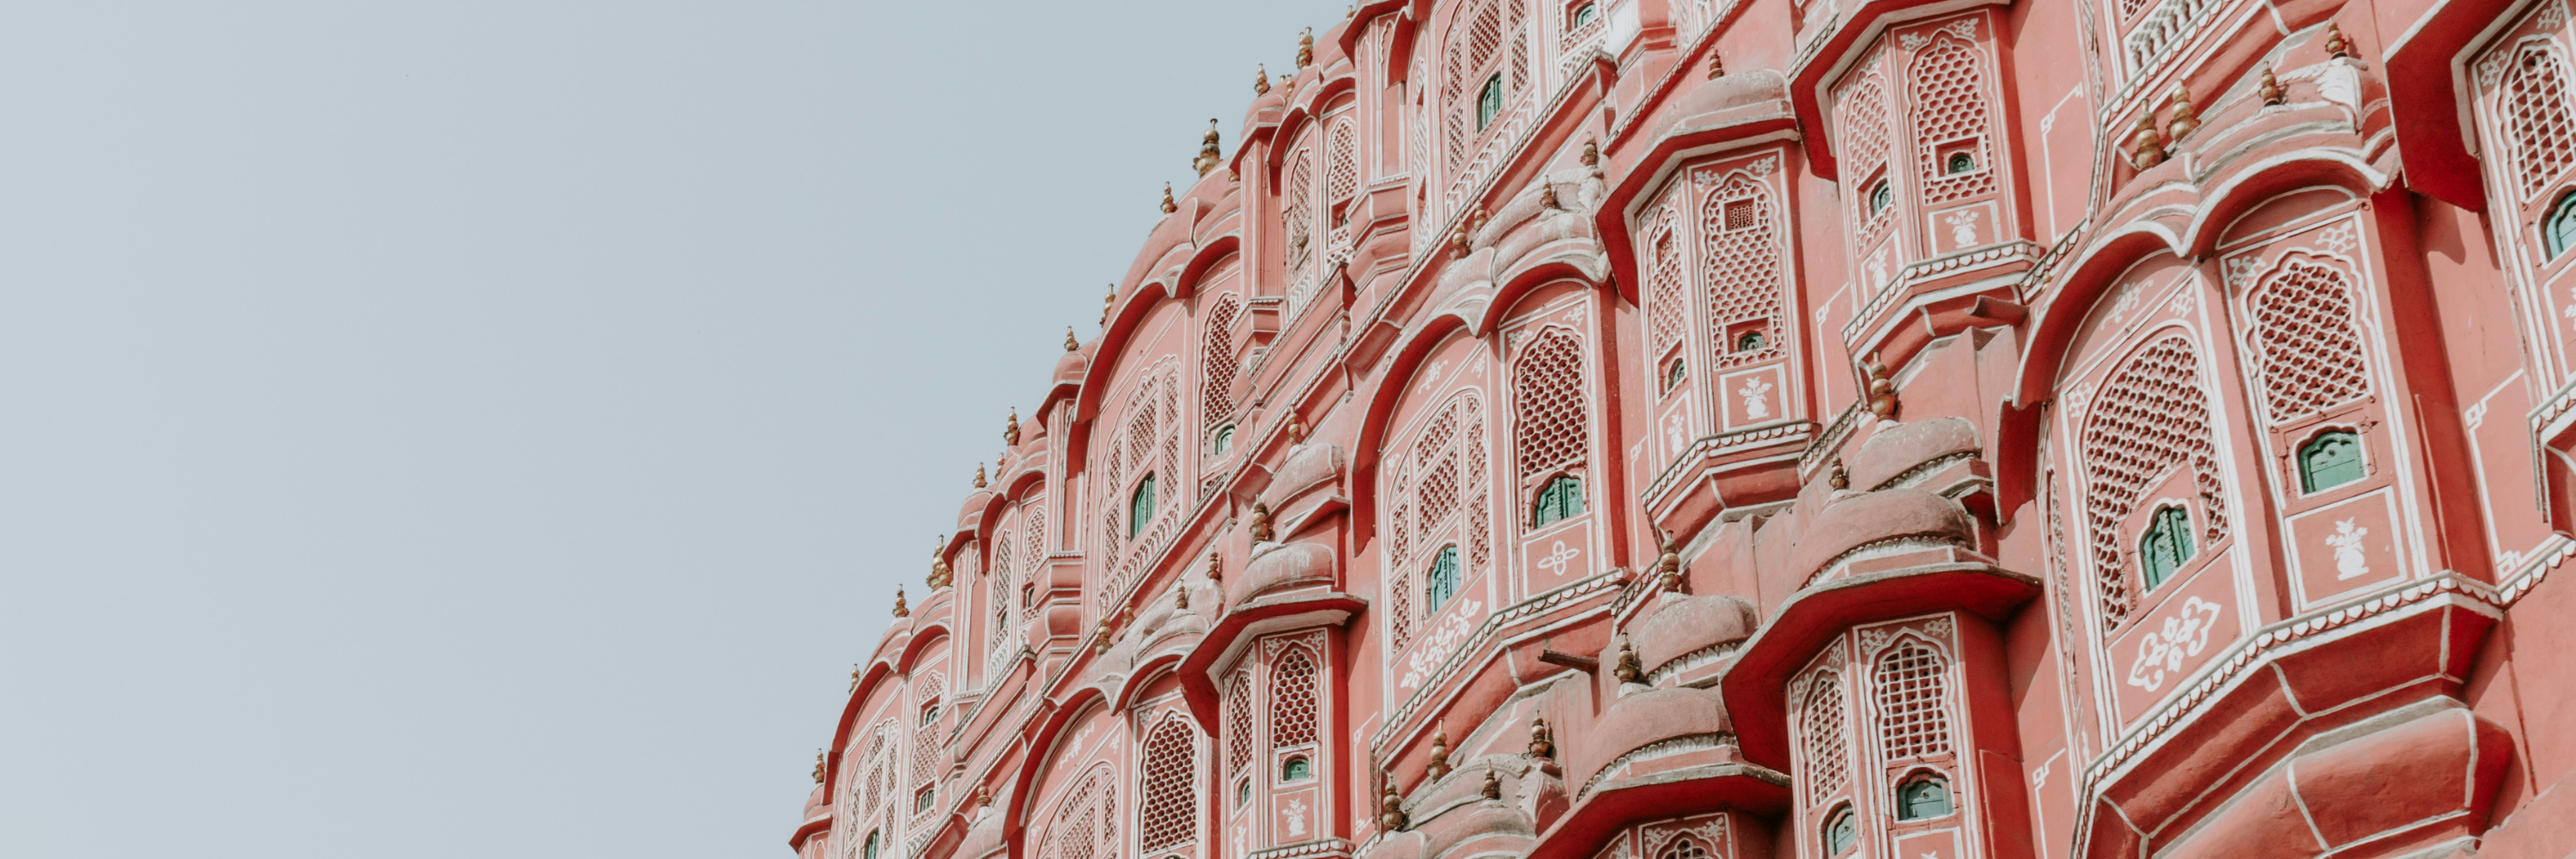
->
[861,728,888,815]
[1873,638,1953,760]
[1646,216,1688,352]
[2509,44,2576,202]
[1702,174,1784,370]
[2251,259,2372,423]
[1837,61,1894,242]
[1910,33,1997,206]
[1025,505,1047,567]
[1137,716,1199,851]
[1418,410,1461,539]
[1270,644,1321,748]
[1465,395,1489,576]
[1203,295,1241,428]
[1443,0,1526,171]
[1226,673,1254,773]
[2080,334,2229,626]
[1285,148,1315,267]
[1324,119,1358,236]
[912,673,945,787]
[1799,671,1850,804]
[1513,327,1590,487]
[990,533,1014,660]
[1048,770,1113,859]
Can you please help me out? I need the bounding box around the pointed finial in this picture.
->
[1206,551,1223,582]
[1528,715,1554,759]
[1580,139,1600,167]
[1865,356,1900,418]
[1102,283,1117,326]
[1066,326,1080,351]
[1005,409,1021,446]
[1160,182,1178,214]
[2166,83,2199,140]
[1195,119,1224,176]
[1480,768,1502,800]
[1288,420,1306,445]
[1255,64,1271,95]
[1297,27,1315,69]
[976,783,993,807]
[1249,502,1274,544]
[929,552,952,589]
[1426,722,1451,780]
[2257,63,2284,107]
[813,750,828,783]
[2323,21,2348,58]
[1613,637,1642,683]
[1828,457,1850,490]
[892,587,908,618]
[1174,582,1189,610]
[1656,537,1683,591]
[1449,219,1473,258]
[1280,76,1295,101]
[849,662,863,690]
[973,462,987,488]
[1539,180,1559,210]
[1707,50,1726,79]
[1379,769,1408,830]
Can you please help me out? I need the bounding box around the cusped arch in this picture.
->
[1005,689,1115,859]
[1352,317,1484,545]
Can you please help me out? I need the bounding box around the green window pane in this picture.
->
[1281,756,1311,781]
[1868,180,1892,217]
[2140,505,2196,590]
[1129,474,1157,539]
[2299,431,2365,493]
[864,832,881,859]
[1572,3,1597,27]
[1822,807,1856,855]
[1532,475,1585,528]
[1896,776,1953,819]
[1425,545,1461,613]
[1478,75,1503,130]
[2549,191,2576,259]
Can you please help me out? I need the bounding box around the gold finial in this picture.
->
[929,542,953,588]
[1005,409,1021,446]
[1707,50,1726,79]
[848,662,863,690]
[1255,64,1271,95]
[977,784,993,807]
[813,750,827,783]
[1865,356,1899,419]
[1449,219,1473,258]
[1195,119,1224,176]
[1828,457,1850,490]
[1529,716,1554,759]
[1249,502,1275,544]
[973,463,987,488]
[2257,63,2284,107]
[1297,27,1315,69]
[1288,420,1306,444]
[1580,139,1600,167]
[1065,326,1080,351]
[1280,76,1295,101]
[1656,538,1683,591]
[1539,180,1559,210]
[892,586,908,618]
[1480,768,1502,800]
[2323,21,2349,58]
[2128,108,2166,170]
[1426,722,1451,780]
[2166,82,2199,141]
[1472,206,1490,237]
[1206,551,1223,582]
[1613,637,1643,683]
[1101,283,1117,326]
[1174,582,1189,610]
[1160,182,1178,214]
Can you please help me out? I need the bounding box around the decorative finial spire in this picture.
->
[1580,139,1600,167]
[2129,110,2166,170]
[929,551,952,589]
[1174,582,1189,610]
[849,662,863,690]
[1529,715,1554,758]
[892,586,908,618]
[1480,768,1502,800]
[1288,420,1306,444]
[1297,27,1314,69]
[977,783,993,807]
[1160,182,1178,214]
[1249,502,1274,544]
[2166,82,2199,140]
[1613,637,1643,683]
[2257,63,2284,107]
[1539,180,1559,210]
[1865,356,1899,419]
[1066,326,1080,351]
[1195,119,1224,176]
[1656,537,1683,591]
[1707,50,1726,79]
[973,462,987,488]
[1206,551,1223,582]
[2323,21,2348,58]
[1426,722,1451,780]
[813,750,827,783]
[1255,64,1271,95]
[1102,283,1117,326]
[1005,409,1021,446]
[1379,769,1408,830]
[1449,219,1473,258]
[1828,457,1850,490]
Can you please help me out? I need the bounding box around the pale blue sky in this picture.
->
[0,3,1341,856]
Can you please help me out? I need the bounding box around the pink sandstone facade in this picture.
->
[793,0,2576,856]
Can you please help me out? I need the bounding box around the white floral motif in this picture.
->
[2167,289,2195,318]
[1944,210,1982,248]
[2126,596,2223,691]
[1284,798,1308,837]
[2223,255,2263,288]
[1739,377,1775,420]
[1397,598,1485,689]
[2325,519,2372,580]
[1535,540,1580,576]
[2316,222,2358,254]
[1663,411,1689,454]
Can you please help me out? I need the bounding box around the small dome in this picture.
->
[1788,489,1975,584]
[1847,417,1980,491]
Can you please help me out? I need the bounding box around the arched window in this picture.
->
[911,674,945,788]
[1270,645,1320,748]
[1945,151,1976,174]
[2503,44,2576,202]
[2139,505,2195,589]
[2548,190,2576,259]
[1443,0,1528,169]
[1203,293,1242,427]
[1735,330,1766,352]
[1703,174,1785,372]
[1908,31,1996,205]
[1873,638,1952,760]
[1822,805,1858,855]
[863,831,881,859]
[1212,425,1235,456]
[1322,119,1359,229]
[1571,3,1598,28]
[1895,773,1953,819]
[1799,671,1850,804]
[1225,673,1254,773]
[1666,357,1686,391]
[1513,327,1590,532]
[1478,75,1504,129]
[1868,180,1892,217]
[1425,545,1461,612]
[1656,835,1710,859]
[1531,475,1584,527]
[2299,430,2365,492]
[1129,474,1157,539]
[1280,755,1313,781]
[2248,258,2372,423]
[914,785,936,813]
[1138,716,1200,851]
[2080,334,2228,625]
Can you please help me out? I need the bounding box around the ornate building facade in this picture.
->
[794,0,2576,856]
